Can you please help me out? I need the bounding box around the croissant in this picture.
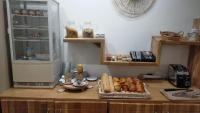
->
[136,83,145,93]
[119,77,126,84]
[129,84,137,92]
[126,77,133,83]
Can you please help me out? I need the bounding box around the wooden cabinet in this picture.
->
[1,100,107,113]
[1,81,200,113]
[0,102,2,113]
[109,102,162,113]
[55,101,107,113]
[1,99,54,113]
[162,103,200,113]
[109,102,200,113]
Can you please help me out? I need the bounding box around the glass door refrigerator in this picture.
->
[6,0,61,88]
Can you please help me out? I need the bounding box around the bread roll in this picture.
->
[113,77,120,82]
[113,81,121,92]
[108,75,114,92]
[101,73,111,93]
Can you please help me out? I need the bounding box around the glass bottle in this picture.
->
[76,64,83,81]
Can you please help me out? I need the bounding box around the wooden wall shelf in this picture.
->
[63,38,105,63]
[102,61,159,66]
[63,38,105,47]
[63,37,200,68]
[153,36,200,46]
[63,38,105,43]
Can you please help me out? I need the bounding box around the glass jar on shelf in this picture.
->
[82,21,94,38]
[65,21,78,38]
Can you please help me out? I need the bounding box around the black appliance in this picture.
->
[130,51,156,62]
[168,64,191,88]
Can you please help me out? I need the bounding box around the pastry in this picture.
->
[113,81,121,92]
[119,77,126,84]
[129,84,137,92]
[136,83,145,93]
[29,10,36,16]
[126,77,133,83]
[113,77,120,82]
[121,84,129,91]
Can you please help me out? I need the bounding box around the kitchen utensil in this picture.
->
[164,88,188,92]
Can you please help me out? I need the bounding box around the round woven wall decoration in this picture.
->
[113,0,155,18]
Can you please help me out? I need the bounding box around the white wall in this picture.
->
[59,0,200,77]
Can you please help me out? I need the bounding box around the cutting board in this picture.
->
[160,89,200,101]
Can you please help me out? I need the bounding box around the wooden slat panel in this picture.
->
[188,46,200,88]
[1,99,54,113]
[109,102,162,113]
[55,101,107,113]
[0,101,2,113]
[27,100,54,113]
[163,103,200,113]
[1,100,28,113]
[100,40,105,64]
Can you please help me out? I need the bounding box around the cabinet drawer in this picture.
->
[109,102,162,113]
[55,101,107,113]
[1,99,54,113]
[163,103,200,113]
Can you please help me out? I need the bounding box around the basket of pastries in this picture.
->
[98,73,151,99]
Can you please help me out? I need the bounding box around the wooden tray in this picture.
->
[98,81,151,99]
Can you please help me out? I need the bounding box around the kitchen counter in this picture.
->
[1,80,200,113]
[0,80,174,102]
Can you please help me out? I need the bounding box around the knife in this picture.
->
[164,88,189,92]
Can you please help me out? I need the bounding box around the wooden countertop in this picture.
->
[0,80,174,102]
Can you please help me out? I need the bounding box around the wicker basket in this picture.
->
[98,81,151,99]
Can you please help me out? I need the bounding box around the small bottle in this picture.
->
[76,64,83,81]
[26,47,33,60]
